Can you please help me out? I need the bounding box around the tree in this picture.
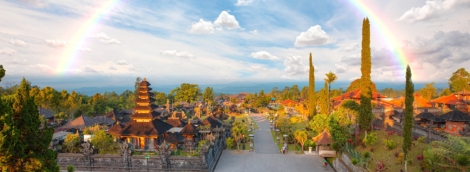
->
[417,82,436,100]
[0,65,5,82]
[403,65,414,172]
[91,130,117,154]
[308,114,329,134]
[300,86,309,100]
[346,78,378,93]
[359,18,373,132]
[439,88,452,97]
[63,133,80,153]
[153,91,167,105]
[317,83,329,115]
[203,87,214,103]
[329,113,350,151]
[294,129,308,151]
[448,68,470,92]
[0,78,59,171]
[231,122,247,150]
[308,53,316,118]
[325,71,337,115]
[89,93,107,115]
[170,83,201,103]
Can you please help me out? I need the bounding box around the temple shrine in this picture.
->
[108,78,173,150]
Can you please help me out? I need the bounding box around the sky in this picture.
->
[1,0,470,89]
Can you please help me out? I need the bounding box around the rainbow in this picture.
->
[55,0,121,74]
[346,0,414,79]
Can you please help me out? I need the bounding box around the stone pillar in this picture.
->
[148,138,155,151]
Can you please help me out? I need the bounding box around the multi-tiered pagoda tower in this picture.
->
[109,78,173,150]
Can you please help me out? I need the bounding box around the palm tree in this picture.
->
[430,135,470,172]
[324,71,337,115]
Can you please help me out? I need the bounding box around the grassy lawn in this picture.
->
[355,130,430,172]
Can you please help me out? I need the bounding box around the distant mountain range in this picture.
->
[69,81,449,96]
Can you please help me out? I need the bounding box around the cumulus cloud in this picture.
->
[340,54,361,66]
[190,19,214,34]
[0,48,17,56]
[45,39,67,47]
[115,60,129,65]
[294,25,330,47]
[214,11,240,29]
[398,0,470,23]
[90,32,121,44]
[248,65,267,72]
[9,39,27,47]
[30,64,53,73]
[235,0,253,6]
[250,51,279,60]
[407,30,470,66]
[160,50,195,58]
[109,66,117,70]
[250,30,258,34]
[6,58,27,65]
[282,55,308,78]
[18,0,48,7]
[84,66,99,73]
[335,64,346,74]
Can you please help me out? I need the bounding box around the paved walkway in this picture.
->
[215,113,330,172]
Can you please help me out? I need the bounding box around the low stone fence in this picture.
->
[391,123,446,141]
[332,153,367,172]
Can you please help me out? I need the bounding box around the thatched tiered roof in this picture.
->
[119,119,173,137]
[313,130,332,145]
[416,112,445,122]
[180,121,198,135]
[439,110,470,122]
[202,116,222,128]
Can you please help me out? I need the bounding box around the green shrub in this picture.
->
[362,132,377,146]
[417,136,426,143]
[351,158,358,165]
[383,139,397,150]
[226,137,234,149]
[67,165,75,172]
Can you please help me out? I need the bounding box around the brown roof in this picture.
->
[107,123,125,136]
[415,112,445,122]
[139,78,151,86]
[38,107,54,119]
[166,117,187,127]
[164,132,184,143]
[180,122,198,135]
[454,89,470,95]
[202,116,222,128]
[62,115,100,130]
[314,131,333,145]
[331,88,386,101]
[119,119,173,137]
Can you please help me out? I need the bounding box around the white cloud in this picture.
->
[343,43,358,51]
[214,11,240,29]
[250,30,258,34]
[84,66,98,73]
[0,48,17,56]
[250,51,279,60]
[398,0,470,23]
[9,39,26,47]
[90,32,121,44]
[18,0,48,8]
[294,25,330,47]
[235,0,253,6]
[335,64,346,74]
[45,39,67,47]
[6,58,27,65]
[109,66,117,70]
[282,54,308,78]
[115,60,129,65]
[189,19,214,34]
[248,65,267,71]
[160,50,195,58]
[30,64,53,73]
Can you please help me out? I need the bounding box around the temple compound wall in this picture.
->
[57,138,225,172]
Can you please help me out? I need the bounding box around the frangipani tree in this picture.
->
[294,129,308,151]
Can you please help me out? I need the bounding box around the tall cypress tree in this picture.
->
[359,18,372,131]
[0,78,59,171]
[308,53,316,118]
[403,65,414,171]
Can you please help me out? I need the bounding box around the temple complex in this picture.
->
[108,78,173,150]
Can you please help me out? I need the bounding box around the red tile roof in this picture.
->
[331,88,386,101]
[431,94,458,104]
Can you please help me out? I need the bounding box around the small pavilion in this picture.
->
[312,130,336,157]
[415,111,446,131]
